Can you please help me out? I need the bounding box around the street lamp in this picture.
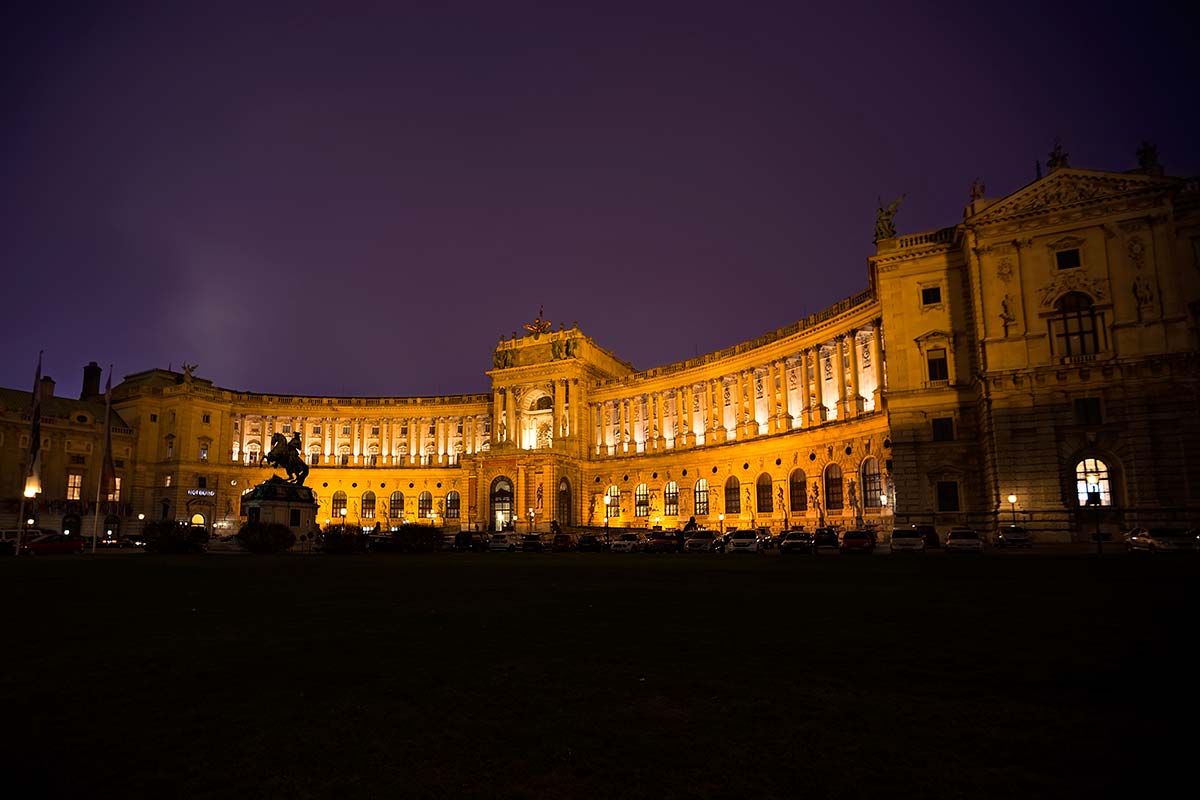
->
[340,506,347,533]
[1085,475,1103,554]
[603,495,611,539]
[718,513,724,533]
[137,513,145,521]
[527,507,535,532]
[1007,494,1017,525]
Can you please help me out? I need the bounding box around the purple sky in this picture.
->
[3,1,1196,398]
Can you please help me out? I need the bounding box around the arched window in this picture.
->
[389,491,404,518]
[446,490,460,519]
[634,484,649,517]
[861,458,881,508]
[824,464,844,510]
[694,479,709,515]
[556,478,572,526]
[535,395,553,411]
[756,473,773,514]
[1051,292,1104,357]
[361,491,376,519]
[789,469,807,512]
[332,491,347,518]
[1075,458,1112,506]
[663,481,679,517]
[418,491,433,518]
[605,485,621,518]
[725,477,741,515]
[309,445,321,465]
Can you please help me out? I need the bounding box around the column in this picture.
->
[847,330,861,417]
[681,385,695,447]
[653,392,666,449]
[595,403,604,454]
[746,370,759,437]
[506,390,517,448]
[795,354,807,429]
[492,391,503,446]
[553,381,565,444]
[812,348,825,425]
[832,339,846,420]
[871,322,884,409]
[708,379,725,443]
[621,397,630,453]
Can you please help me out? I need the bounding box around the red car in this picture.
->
[22,533,84,556]
[839,530,875,554]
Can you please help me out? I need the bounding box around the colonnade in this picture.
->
[589,323,884,456]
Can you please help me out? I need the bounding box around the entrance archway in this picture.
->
[190,512,206,528]
[556,478,572,526]
[490,476,514,531]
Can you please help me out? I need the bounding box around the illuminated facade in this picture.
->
[3,160,1197,540]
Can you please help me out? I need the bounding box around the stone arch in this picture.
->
[490,476,514,531]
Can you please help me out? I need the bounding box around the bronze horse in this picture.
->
[263,432,310,486]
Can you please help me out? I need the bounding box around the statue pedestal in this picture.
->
[240,477,319,540]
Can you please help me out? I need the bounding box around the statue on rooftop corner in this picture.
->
[523,304,553,338]
[969,178,986,202]
[263,432,310,486]
[1136,141,1162,175]
[873,195,904,242]
[1046,139,1070,170]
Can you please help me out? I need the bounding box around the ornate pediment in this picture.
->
[968,169,1173,225]
[1037,270,1109,308]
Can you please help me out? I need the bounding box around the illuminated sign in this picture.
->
[187,489,216,497]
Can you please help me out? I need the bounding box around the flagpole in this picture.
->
[90,365,114,556]
[16,351,44,558]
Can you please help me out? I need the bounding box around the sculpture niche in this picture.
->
[263,432,310,487]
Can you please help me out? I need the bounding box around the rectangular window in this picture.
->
[936,481,960,512]
[931,418,955,442]
[199,443,209,461]
[150,413,158,423]
[927,349,949,382]
[368,455,378,466]
[107,476,121,502]
[664,483,679,517]
[282,423,291,433]
[725,483,741,515]
[635,485,649,517]
[203,414,211,424]
[67,473,82,500]
[70,454,86,465]
[694,483,708,516]
[342,425,351,435]
[197,476,207,489]
[310,453,320,465]
[371,426,380,436]
[340,454,349,466]
[921,286,942,305]
[290,509,301,527]
[1055,249,1081,269]
[446,493,460,519]
[1074,398,1102,426]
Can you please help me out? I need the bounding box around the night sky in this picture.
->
[3,1,1196,398]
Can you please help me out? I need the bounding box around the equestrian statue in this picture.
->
[263,432,310,486]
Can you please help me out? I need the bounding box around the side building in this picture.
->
[1,158,1196,541]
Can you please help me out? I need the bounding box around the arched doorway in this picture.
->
[490,476,514,531]
[190,512,206,529]
[556,478,572,526]
[61,513,82,537]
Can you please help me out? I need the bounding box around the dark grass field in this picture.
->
[1,550,1195,799]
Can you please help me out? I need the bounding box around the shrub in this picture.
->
[235,522,296,554]
[318,528,368,554]
[142,521,209,554]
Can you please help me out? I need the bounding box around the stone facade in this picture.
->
[3,161,1197,541]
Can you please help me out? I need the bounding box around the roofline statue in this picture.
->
[873,195,904,243]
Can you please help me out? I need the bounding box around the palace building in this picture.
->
[3,157,1198,541]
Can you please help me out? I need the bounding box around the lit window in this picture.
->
[418,491,433,518]
[693,479,709,516]
[663,481,678,516]
[361,491,376,519]
[606,485,620,518]
[634,484,649,517]
[67,473,82,500]
[107,476,122,502]
[1075,458,1112,507]
[389,491,404,518]
[446,491,460,519]
[861,458,881,508]
[331,492,347,518]
[199,443,209,461]
[165,474,172,487]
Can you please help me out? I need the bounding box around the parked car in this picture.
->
[577,533,608,552]
[912,524,940,549]
[726,530,760,554]
[889,526,926,553]
[779,530,814,554]
[1125,527,1196,553]
[754,527,777,551]
[944,528,983,553]
[521,534,548,552]
[488,532,520,552]
[993,525,1032,548]
[610,532,644,553]
[840,529,874,554]
[551,533,577,552]
[644,531,678,553]
[22,533,84,556]
[812,527,840,550]
[684,530,718,552]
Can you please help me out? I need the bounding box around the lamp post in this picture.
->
[718,513,724,534]
[603,495,611,541]
[527,507,535,533]
[340,506,347,533]
[1007,494,1017,525]
[1086,475,1102,555]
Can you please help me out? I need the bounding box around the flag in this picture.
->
[99,367,116,500]
[24,351,43,497]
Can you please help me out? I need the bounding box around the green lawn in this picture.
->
[1,551,1193,799]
